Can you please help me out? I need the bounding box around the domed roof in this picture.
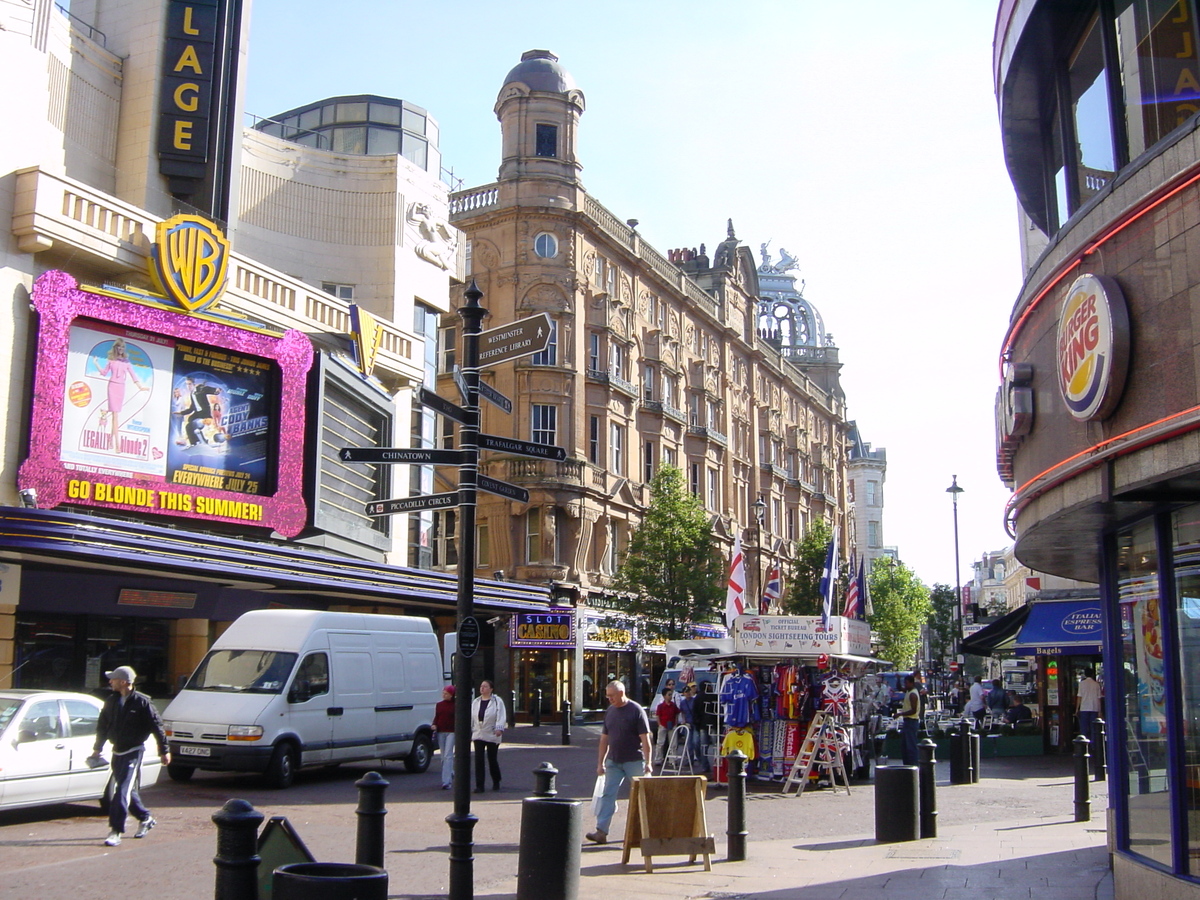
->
[503,50,576,93]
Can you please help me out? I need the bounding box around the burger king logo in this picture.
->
[1056,274,1129,421]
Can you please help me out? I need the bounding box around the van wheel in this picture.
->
[266,743,298,789]
[167,764,196,783]
[404,733,433,773]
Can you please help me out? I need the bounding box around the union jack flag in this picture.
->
[760,566,783,614]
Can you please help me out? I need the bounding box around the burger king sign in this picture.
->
[1057,274,1130,421]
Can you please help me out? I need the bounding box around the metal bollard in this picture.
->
[561,699,572,745]
[532,689,543,728]
[516,797,583,900]
[1093,716,1107,782]
[918,739,938,838]
[213,798,264,900]
[1074,733,1091,822]
[533,761,558,797]
[726,749,748,861]
[874,766,919,843]
[355,771,389,869]
[970,732,981,783]
[948,728,966,785]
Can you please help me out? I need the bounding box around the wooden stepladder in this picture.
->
[781,710,851,797]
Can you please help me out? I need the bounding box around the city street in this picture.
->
[0,723,1110,899]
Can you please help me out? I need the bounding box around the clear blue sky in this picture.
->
[242,1,1024,591]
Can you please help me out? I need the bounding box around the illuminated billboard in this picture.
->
[19,270,313,536]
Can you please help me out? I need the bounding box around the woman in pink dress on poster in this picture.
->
[95,338,147,451]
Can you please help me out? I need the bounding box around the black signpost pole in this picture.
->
[448,280,484,900]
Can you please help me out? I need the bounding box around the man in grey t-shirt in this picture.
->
[587,680,652,844]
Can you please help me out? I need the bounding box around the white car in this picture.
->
[0,690,163,812]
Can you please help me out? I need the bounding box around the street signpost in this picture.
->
[477,380,513,414]
[458,616,481,659]
[364,492,459,516]
[476,313,552,366]
[477,474,529,503]
[418,386,470,424]
[478,433,567,461]
[340,447,465,465]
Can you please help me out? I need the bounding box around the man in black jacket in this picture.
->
[89,666,171,846]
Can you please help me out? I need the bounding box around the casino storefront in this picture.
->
[994,2,1200,894]
[508,610,575,722]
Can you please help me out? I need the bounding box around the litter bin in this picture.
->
[274,862,388,900]
[874,765,919,843]
[517,796,583,900]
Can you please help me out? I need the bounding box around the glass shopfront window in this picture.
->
[511,649,571,718]
[1174,505,1200,871]
[581,649,633,711]
[1118,519,1172,867]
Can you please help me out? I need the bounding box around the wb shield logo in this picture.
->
[152,215,230,312]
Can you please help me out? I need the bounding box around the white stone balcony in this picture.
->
[12,166,422,383]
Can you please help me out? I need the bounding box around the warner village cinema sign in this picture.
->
[18,215,314,537]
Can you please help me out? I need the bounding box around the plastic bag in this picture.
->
[590,774,605,818]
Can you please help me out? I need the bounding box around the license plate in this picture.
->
[179,745,211,757]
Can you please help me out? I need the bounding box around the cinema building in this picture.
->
[0,0,547,697]
[994,0,1200,892]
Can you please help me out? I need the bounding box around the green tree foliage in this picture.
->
[867,559,932,668]
[926,583,958,667]
[783,518,833,616]
[613,465,725,641]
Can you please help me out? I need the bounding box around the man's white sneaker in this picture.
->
[104,831,121,846]
[134,817,156,838]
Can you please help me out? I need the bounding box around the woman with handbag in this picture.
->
[470,681,507,792]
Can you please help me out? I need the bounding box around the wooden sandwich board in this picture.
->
[621,775,714,873]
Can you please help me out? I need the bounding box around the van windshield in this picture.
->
[186,650,298,694]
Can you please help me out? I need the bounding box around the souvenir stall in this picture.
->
[708,615,880,786]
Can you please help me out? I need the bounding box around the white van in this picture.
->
[162,610,443,787]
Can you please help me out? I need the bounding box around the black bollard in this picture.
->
[561,699,572,745]
[533,761,558,797]
[874,766,919,843]
[1074,733,1091,822]
[948,729,965,785]
[213,798,264,900]
[1093,716,1107,782]
[970,731,981,783]
[918,739,938,838]
[532,689,543,728]
[726,749,748,861]
[516,797,583,900]
[355,771,389,869]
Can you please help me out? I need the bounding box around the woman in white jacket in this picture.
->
[470,680,507,792]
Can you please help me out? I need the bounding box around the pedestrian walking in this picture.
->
[987,678,1009,722]
[965,675,986,728]
[587,680,652,845]
[88,666,170,847]
[470,681,506,793]
[433,686,455,789]
[1076,668,1102,740]
[898,675,921,766]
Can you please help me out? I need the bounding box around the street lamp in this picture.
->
[753,496,767,614]
[946,475,964,673]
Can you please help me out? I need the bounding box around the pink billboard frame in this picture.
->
[18,270,313,537]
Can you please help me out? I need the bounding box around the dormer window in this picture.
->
[535,124,558,157]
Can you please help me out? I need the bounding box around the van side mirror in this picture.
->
[288,683,310,704]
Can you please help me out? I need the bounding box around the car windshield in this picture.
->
[0,698,22,732]
[186,650,298,693]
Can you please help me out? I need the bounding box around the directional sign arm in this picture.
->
[478,433,567,461]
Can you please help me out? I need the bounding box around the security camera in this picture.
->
[487,616,504,626]
[18,488,37,508]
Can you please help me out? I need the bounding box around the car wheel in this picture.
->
[404,733,433,773]
[266,742,298,789]
[167,763,196,783]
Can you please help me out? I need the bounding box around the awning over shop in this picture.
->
[961,603,1031,656]
[1013,598,1103,656]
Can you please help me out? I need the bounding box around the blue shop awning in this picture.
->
[1013,599,1103,657]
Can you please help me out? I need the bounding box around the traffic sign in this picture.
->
[478,433,567,461]
[417,386,469,424]
[364,491,460,516]
[341,447,466,465]
[476,313,552,366]
[478,380,513,414]
[478,474,530,503]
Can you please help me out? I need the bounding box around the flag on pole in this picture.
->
[761,565,783,614]
[818,525,839,629]
[843,550,860,619]
[725,534,746,627]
